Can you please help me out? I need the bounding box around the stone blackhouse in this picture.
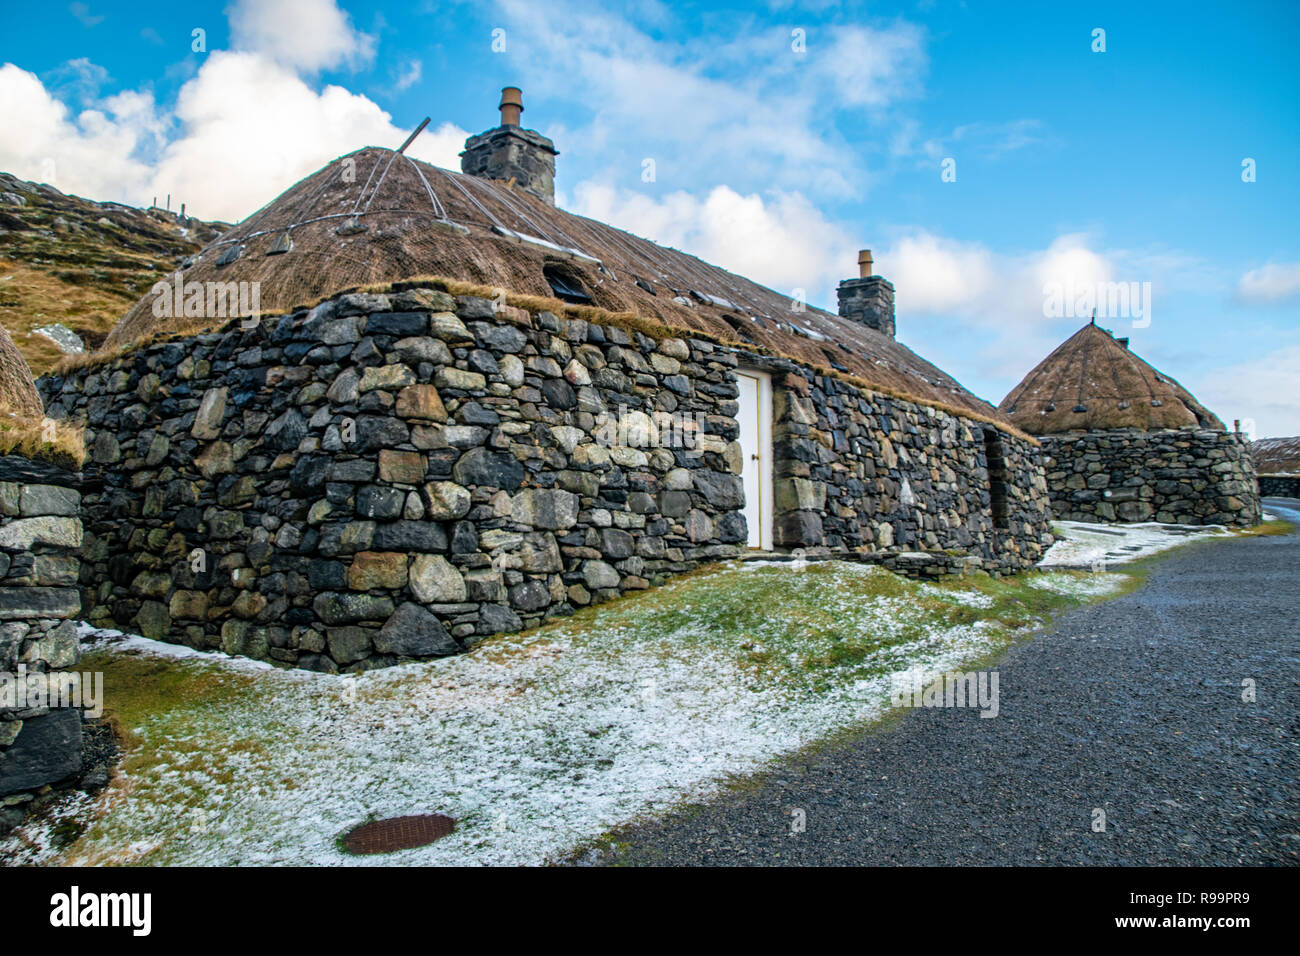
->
[1000,321,1260,526]
[34,89,1056,674]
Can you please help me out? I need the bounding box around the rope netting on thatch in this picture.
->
[105,147,1006,423]
[999,322,1224,435]
[0,322,43,418]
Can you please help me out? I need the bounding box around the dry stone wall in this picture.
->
[1039,428,1260,526]
[39,286,1053,672]
[748,361,1052,572]
[1257,475,1299,498]
[0,455,84,811]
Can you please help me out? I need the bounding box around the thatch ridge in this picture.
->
[999,322,1224,435]
[103,146,1011,426]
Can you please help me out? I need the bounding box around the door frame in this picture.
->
[735,368,774,551]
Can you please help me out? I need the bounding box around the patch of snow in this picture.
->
[11,563,1030,868]
[31,323,85,354]
[1037,519,1228,571]
[1028,571,1125,598]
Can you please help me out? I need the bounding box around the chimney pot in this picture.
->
[499,86,523,127]
[858,249,873,278]
[462,86,558,205]
[838,249,895,337]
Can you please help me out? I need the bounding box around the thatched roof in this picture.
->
[1251,436,1300,475]
[999,321,1224,435]
[0,321,43,418]
[104,146,1010,424]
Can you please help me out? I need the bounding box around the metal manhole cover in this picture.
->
[343,814,456,854]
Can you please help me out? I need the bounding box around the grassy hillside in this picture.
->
[0,171,226,376]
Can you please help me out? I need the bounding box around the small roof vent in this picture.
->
[215,244,242,266]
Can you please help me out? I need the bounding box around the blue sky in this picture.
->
[2,0,1298,434]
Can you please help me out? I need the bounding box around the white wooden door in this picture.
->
[735,370,773,550]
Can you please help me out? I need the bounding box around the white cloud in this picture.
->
[391,59,422,93]
[68,2,104,28]
[0,0,466,223]
[875,231,1122,381]
[1195,345,1300,438]
[1236,262,1300,305]
[227,0,376,73]
[819,22,928,108]
[572,181,858,304]
[0,62,163,201]
[147,51,464,220]
[496,1,928,198]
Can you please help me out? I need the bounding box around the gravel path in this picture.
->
[595,500,1300,865]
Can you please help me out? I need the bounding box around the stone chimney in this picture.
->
[837,248,895,337]
[460,87,558,206]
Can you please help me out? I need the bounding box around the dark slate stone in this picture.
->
[0,455,80,489]
[479,603,523,634]
[471,323,528,353]
[107,553,135,587]
[355,415,410,452]
[0,709,82,796]
[372,521,448,552]
[365,312,429,337]
[716,511,748,543]
[510,580,550,612]
[264,409,308,451]
[307,559,347,590]
[540,378,576,409]
[373,602,459,657]
[452,447,524,491]
[356,485,405,520]
[458,402,501,426]
[450,521,479,554]
[289,455,329,497]
[312,591,394,626]
[693,471,744,509]
[600,528,635,559]
[774,510,823,548]
[659,490,692,517]
[284,342,314,363]
[467,350,499,375]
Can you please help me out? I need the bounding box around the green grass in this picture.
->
[9,560,1133,866]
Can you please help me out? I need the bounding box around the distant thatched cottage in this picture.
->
[39,89,1054,672]
[1000,320,1260,526]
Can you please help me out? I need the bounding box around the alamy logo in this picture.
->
[593,405,708,458]
[49,886,151,936]
[0,665,103,718]
[1042,279,1152,328]
[890,668,1000,718]
[149,271,261,321]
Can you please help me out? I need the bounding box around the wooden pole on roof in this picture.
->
[396,117,431,156]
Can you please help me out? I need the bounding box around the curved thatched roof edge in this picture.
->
[0,322,43,418]
[103,146,1011,426]
[0,322,85,467]
[54,274,1040,445]
[1000,322,1224,435]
